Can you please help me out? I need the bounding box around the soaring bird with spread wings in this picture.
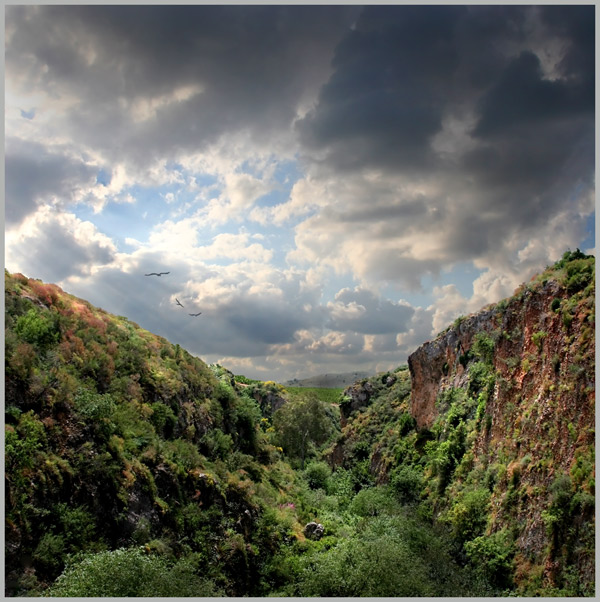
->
[189,312,202,317]
[145,271,170,277]
[175,298,184,307]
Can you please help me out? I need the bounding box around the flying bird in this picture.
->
[175,298,184,307]
[144,271,170,277]
[189,312,202,317]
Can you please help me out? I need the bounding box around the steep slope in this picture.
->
[4,271,305,596]
[408,250,595,589]
[4,251,595,596]
[328,251,595,595]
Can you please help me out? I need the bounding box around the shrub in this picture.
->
[554,249,588,271]
[426,422,467,494]
[233,395,262,455]
[349,486,397,517]
[166,438,203,472]
[304,461,332,490]
[326,468,355,507]
[390,465,423,504]
[446,487,490,545]
[562,310,573,329]
[472,332,495,365]
[54,503,98,551]
[436,386,468,415]
[468,361,494,395]
[15,309,59,350]
[565,260,593,293]
[273,394,333,469]
[293,515,479,597]
[201,428,233,460]
[34,534,66,573]
[43,547,223,597]
[465,529,515,590]
[295,525,432,596]
[5,410,47,473]
[149,402,176,438]
[74,389,116,422]
[541,473,573,540]
[397,412,416,436]
[531,331,547,352]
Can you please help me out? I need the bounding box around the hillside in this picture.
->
[4,272,308,596]
[4,250,595,596]
[4,271,473,597]
[330,250,595,595]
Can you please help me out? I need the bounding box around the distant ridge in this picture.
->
[284,371,371,389]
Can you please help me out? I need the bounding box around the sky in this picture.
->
[4,4,596,382]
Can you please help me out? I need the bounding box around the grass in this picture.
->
[283,386,344,405]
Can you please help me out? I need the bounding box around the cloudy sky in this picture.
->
[5,4,595,381]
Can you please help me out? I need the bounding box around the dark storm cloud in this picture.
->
[457,7,595,251]
[225,300,311,346]
[539,5,595,85]
[331,197,430,225]
[7,4,593,203]
[473,50,593,137]
[6,5,359,165]
[297,5,465,171]
[450,5,529,90]
[294,4,594,278]
[5,139,98,225]
[297,4,593,179]
[464,119,593,195]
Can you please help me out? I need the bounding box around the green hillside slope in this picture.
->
[4,272,307,595]
[4,251,595,596]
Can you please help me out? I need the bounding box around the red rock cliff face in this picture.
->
[408,306,496,429]
[409,279,594,434]
[408,274,595,586]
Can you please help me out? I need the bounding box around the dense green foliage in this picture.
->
[327,252,595,596]
[43,547,222,597]
[4,273,301,596]
[272,491,483,597]
[272,394,334,469]
[4,254,595,597]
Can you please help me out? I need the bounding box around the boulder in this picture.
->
[304,521,324,540]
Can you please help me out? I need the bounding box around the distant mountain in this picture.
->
[285,371,371,388]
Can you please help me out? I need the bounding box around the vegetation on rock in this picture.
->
[4,251,595,596]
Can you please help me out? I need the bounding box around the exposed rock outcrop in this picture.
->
[303,522,324,540]
[339,379,375,427]
[408,307,496,429]
[408,260,595,589]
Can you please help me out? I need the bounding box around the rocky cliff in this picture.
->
[407,250,595,591]
[329,251,594,595]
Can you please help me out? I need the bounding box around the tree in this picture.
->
[15,309,59,350]
[272,394,333,469]
[44,547,222,597]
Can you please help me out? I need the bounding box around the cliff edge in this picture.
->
[408,250,595,589]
